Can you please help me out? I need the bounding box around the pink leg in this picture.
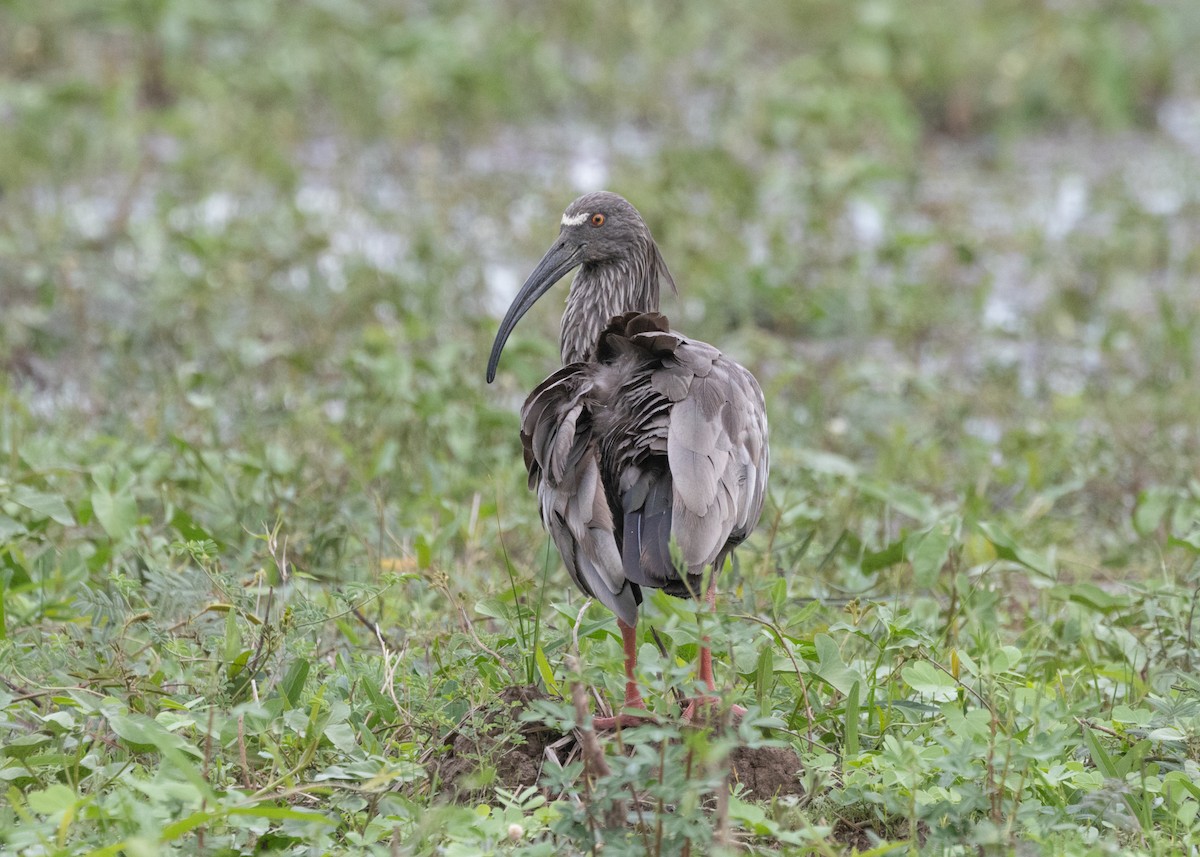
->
[697,578,719,691]
[681,576,747,723]
[592,618,654,730]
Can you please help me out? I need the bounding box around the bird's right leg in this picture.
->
[592,618,653,730]
[681,574,747,724]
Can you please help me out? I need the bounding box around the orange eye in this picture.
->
[590,213,605,227]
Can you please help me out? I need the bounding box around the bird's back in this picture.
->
[521,312,768,612]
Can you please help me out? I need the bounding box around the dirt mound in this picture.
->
[435,685,565,796]
[729,745,805,799]
[433,685,804,802]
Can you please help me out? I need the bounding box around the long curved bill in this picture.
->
[486,240,583,383]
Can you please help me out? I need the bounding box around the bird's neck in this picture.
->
[561,254,661,365]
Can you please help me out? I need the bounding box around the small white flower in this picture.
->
[507,822,525,841]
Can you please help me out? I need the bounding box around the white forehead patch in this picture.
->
[561,211,589,227]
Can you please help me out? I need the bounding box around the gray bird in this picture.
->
[487,192,769,727]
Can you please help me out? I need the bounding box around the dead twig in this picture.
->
[567,655,624,833]
[376,623,414,741]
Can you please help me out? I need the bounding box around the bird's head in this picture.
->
[557,191,652,265]
[487,192,675,382]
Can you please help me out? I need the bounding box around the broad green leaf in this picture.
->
[1,734,51,759]
[1,550,32,590]
[106,711,160,750]
[813,634,862,696]
[988,645,1023,673]
[108,712,213,803]
[107,712,201,759]
[170,508,215,544]
[1094,624,1147,671]
[9,485,74,526]
[323,722,359,755]
[27,783,77,814]
[1132,487,1174,535]
[474,597,511,621]
[1178,800,1200,826]
[414,534,432,568]
[159,810,219,840]
[976,521,1055,577]
[1165,771,1200,802]
[1169,526,1200,552]
[943,704,990,741]
[1110,705,1153,727]
[907,517,956,587]
[223,610,244,665]
[859,480,935,522]
[861,538,905,574]
[0,515,26,540]
[727,794,769,832]
[280,659,310,708]
[1050,582,1132,613]
[901,661,957,697]
[40,711,76,733]
[91,484,138,541]
[1113,739,1151,778]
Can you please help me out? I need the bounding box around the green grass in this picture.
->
[3,0,1200,854]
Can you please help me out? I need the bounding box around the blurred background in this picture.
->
[3,0,1200,624]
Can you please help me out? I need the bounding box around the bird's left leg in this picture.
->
[592,618,654,730]
[681,573,747,723]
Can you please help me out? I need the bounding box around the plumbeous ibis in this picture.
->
[487,192,769,727]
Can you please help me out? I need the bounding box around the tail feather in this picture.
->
[621,470,678,590]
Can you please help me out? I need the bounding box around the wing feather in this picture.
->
[516,311,768,620]
[521,365,638,625]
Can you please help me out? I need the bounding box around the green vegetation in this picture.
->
[3,0,1200,853]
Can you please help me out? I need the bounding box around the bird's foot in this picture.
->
[680,695,747,726]
[591,708,657,730]
[591,693,655,730]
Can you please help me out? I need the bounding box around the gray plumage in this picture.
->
[488,192,769,631]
